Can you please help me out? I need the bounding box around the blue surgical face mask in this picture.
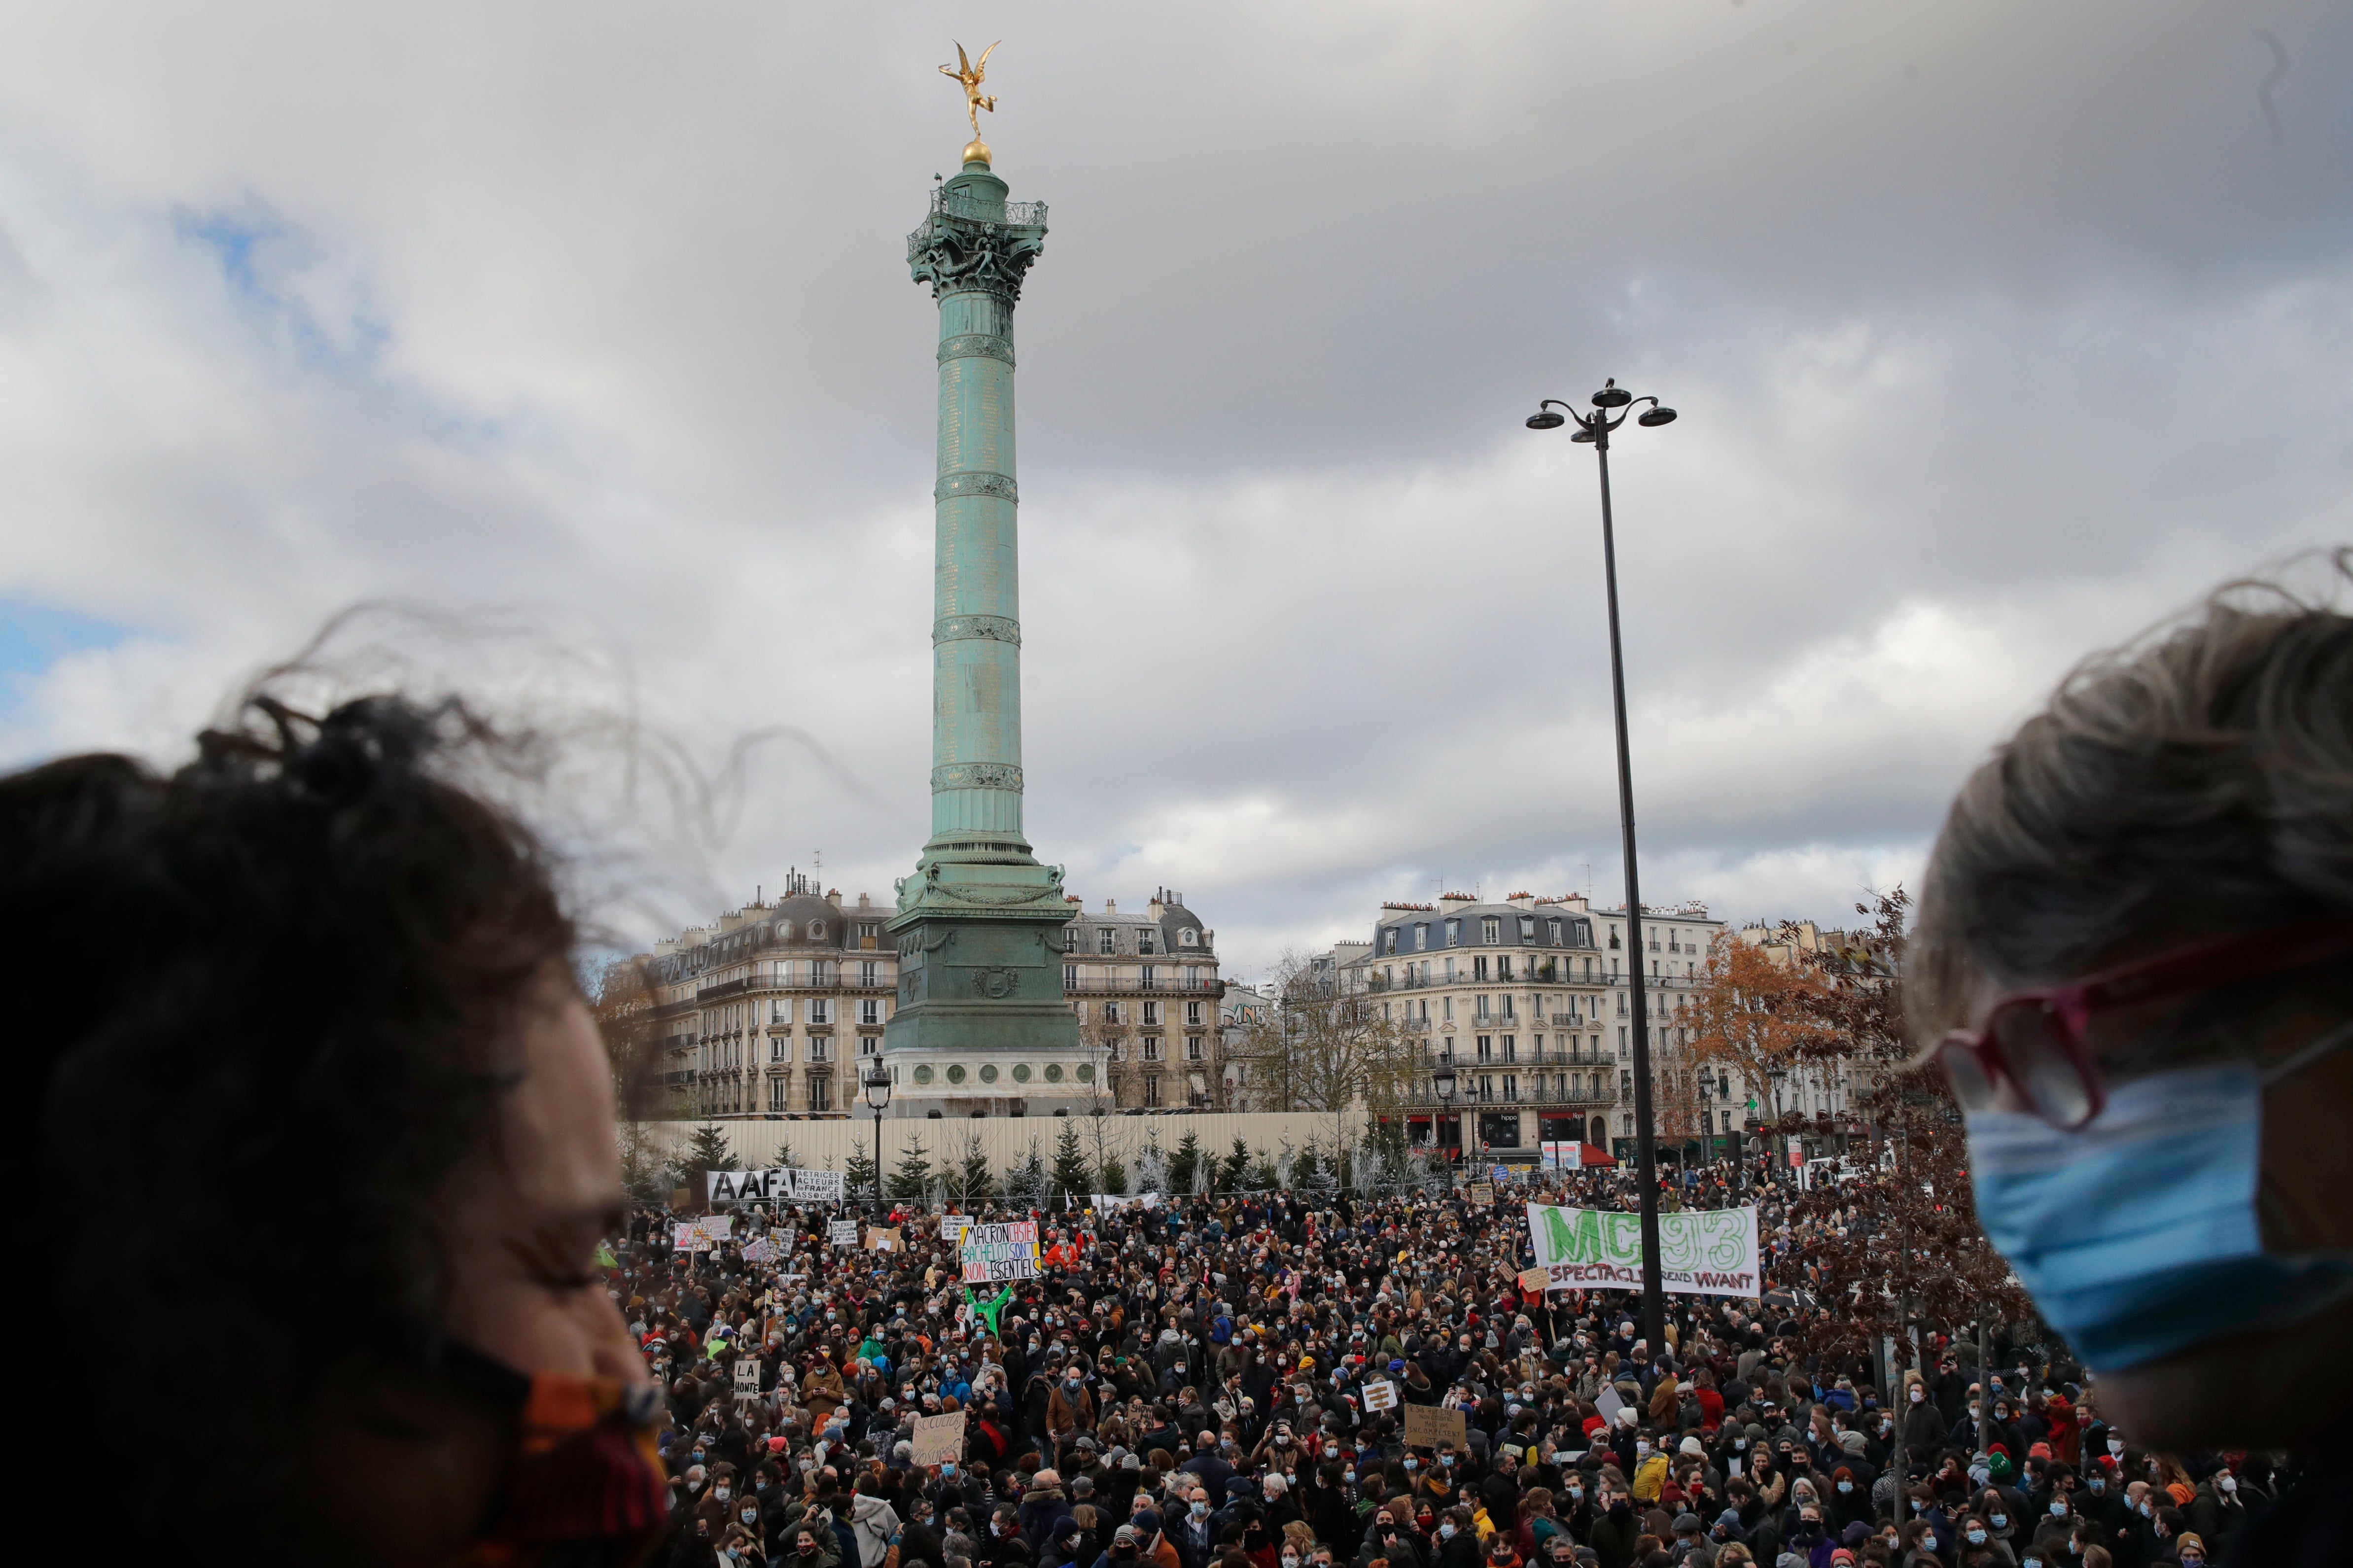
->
[1963,1024,2353,1370]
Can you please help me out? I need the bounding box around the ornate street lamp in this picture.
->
[1525,376,1677,1350]
[862,1055,893,1214]
[1432,1054,1459,1178]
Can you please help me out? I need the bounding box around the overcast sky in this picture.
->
[3,2,2347,981]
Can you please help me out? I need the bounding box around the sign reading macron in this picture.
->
[960,1220,1040,1284]
[1523,1202,1763,1299]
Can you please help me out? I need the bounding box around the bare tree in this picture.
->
[1226,949,1416,1161]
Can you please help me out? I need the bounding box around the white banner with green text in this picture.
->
[1523,1202,1763,1299]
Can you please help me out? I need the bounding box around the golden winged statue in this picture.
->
[940,40,1000,137]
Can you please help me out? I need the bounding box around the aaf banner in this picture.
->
[960,1220,1040,1284]
[707,1168,847,1204]
[1523,1202,1762,1299]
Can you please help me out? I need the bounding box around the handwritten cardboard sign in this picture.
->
[910,1410,963,1465]
[1402,1404,1468,1450]
[828,1220,860,1246]
[1361,1378,1400,1412]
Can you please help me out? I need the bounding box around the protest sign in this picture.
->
[1091,1192,1161,1211]
[1403,1405,1468,1449]
[695,1214,733,1242]
[1361,1378,1400,1412]
[1517,1267,1550,1295]
[1594,1386,1624,1427]
[672,1221,698,1252]
[1468,1183,1494,1204]
[866,1227,902,1253]
[960,1220,1040,1284]
[708,1167,848,1205]
[734,1359,762,1395]
[670,1187,692,1209]
[741,1239,775,1265]
[910,1411,963,1466]
[940,1215,974,1243]
[828,1220,860,1247]
[1523,1202,1762,1299]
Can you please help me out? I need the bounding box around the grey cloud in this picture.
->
[1,0,2347,975]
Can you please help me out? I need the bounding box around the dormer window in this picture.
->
[1382,929,1397,954]
[1548,918,1563,944]
[1445,919,1461,947]
[1481,916,1501,944]
[1519,916,1537,942]
[1415,924,1429,951]
[775,921,792,940]
[808,919,826,940]
[1139,929,1157,956]
[1179,928,1198,947]
[1099,927,1115,955]
[1064,927,1078,952]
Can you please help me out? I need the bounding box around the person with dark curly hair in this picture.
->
[16,691,663,1567]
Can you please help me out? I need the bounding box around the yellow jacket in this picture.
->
[1631,1454,1670,1503]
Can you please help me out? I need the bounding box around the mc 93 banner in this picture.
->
[1523,1202,1762,1299]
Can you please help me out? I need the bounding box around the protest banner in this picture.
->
[1523,1201,1762,1299]
[940,1215,974,1243]
[1091,1192,1161,1211]
[828,1220,860,1247]
[1361,1378,1400,1412]
[960,1220,1040,1284]
[734,1358,762,1396]
[910,1411,963,1466]
[708,1167,848,1205]
[1468,1183,1495,1205]
[1403,1405,1468,1449]
[866,1227,902,1253]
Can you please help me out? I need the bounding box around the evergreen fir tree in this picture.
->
[843,1139,880,1210]
[1003,1139,1049,1210]
[1096,1154,1129,1196]
[667,1122,739,1202]
[955,1131,996,1204]
[1168,1130,1205,1195]
[1248,1148,1280,1191]
[887,1135,935,1201]
[1215,1136,1252,1193]
[1051,1119,1091,1206]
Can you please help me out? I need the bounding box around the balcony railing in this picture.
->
[931,187,1048,227]
[1062,976,1218,994]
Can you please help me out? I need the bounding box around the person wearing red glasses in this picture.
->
[1909,551,2351,1566]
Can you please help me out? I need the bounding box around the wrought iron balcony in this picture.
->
[931,187,1048,227]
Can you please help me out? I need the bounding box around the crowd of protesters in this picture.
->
[614,1162,2288,1568]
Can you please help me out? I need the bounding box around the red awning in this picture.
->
[1573,1143,1617,1167]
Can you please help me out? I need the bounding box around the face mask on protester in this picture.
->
[1439,1524,1457,1540]
[1962,1024,2353,1369]
[717,1488,731,1503]
[432,1341,669,1567]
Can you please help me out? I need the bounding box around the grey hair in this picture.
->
[1910,549,2353,1044]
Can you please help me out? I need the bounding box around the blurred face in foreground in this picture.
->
[299,976,645,1567]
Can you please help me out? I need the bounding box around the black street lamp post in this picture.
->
[1432,1054,1460,1186]
[862,1056,893,1215]
[1526,377,1677,1353]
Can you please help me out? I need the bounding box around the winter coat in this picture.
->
[853,1494,904,1568]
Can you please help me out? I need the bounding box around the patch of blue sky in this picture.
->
[176,208,392,374]
[0,595,131,716]
[174,206,520,456]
